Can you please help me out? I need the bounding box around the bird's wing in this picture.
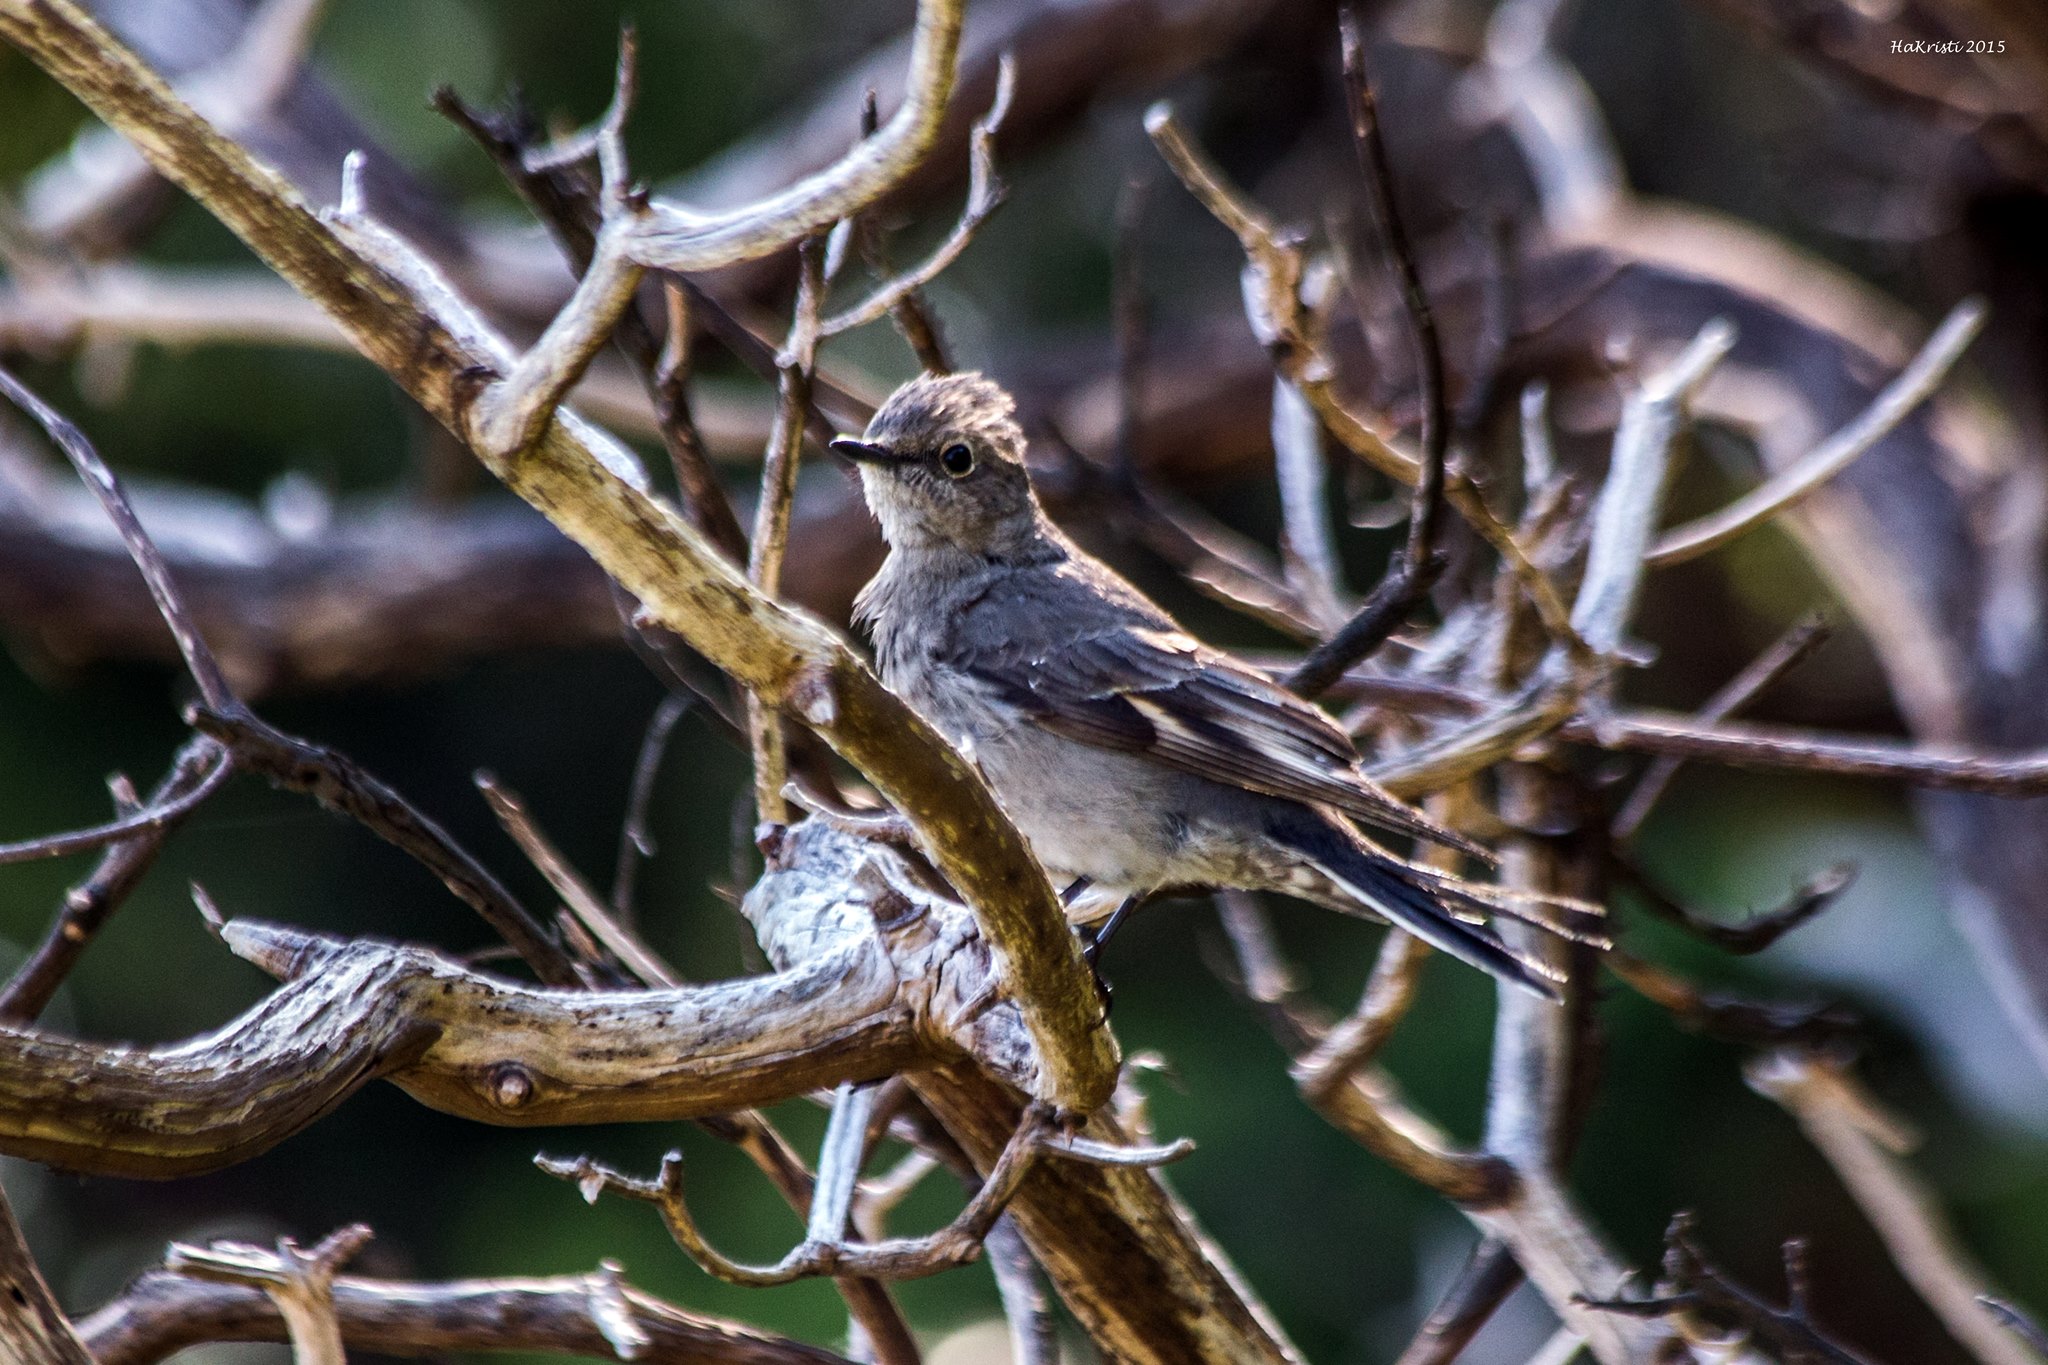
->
[947,608,1485,859]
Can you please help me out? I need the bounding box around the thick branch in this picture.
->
[911,1067,1303,1365]
[0,826,1061,1178]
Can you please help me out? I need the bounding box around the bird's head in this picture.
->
[831,372,1041,555]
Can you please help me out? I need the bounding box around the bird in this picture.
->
[830,371,1600,998]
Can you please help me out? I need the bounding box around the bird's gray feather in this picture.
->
[900,551,1488,859]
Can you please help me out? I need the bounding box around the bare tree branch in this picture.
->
[166,1224,372,1365]
[0,362,235,709]
[0,1182,92,1365]
[1578,1215,1879,1364]
[0,743,230,866]
[539,1104,1182,1288]
[0,821,1055,1176]
[1647,297,1986,568]
[0,735,224,1023]
[818,58,1014,341]
[1559,710,2048,795]
[612,692,689,924]
[80,1263,858,1365]
[0,361,577,983]
[1612,613,1834,841]
[625,0,967,273]
[1748,1051,2046,1365]
[429,64,749,565]
[1394,1237,1524,1365]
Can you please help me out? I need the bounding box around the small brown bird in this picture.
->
[834,371,1598,997]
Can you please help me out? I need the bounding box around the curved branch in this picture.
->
[0,736,225,1022]
[0,815,1068,1179]
[0,744,230,865]
[541,1107,1194,1290]
[0,915,931,1178]
[1646,296,1987,568]
[628,0,964,272]
[817,56,1015,341]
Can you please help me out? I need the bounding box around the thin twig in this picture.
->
[752,230,827,598]
[0,736,226,1022]
[1291,927,1430,1101]
[800,1083,925,1365]
[626,0,968,273]
[818,58,1014,341]
[432,68,749,564]
[25,0,333,251]
[1394,1237,1524,1365]
[1340,6,1446,570]
[1275,9,1484,690]
[811,1082,883,1246]
[1647,298,1987,568]
[1608,952,1858,1050]
[1210,890,1515,1205]
[1213,890,1302,1005]
[1272,373,1348,633]
[782,779,920,848]
[0,1180,93,1365]
[0,752,232,867]
[857,1149,944,1234]
[612,693,689,924]
[1982,1299,2048,1356]
[475,772,677,989]
[854,89,950,373]
[1,361,574,984]
[748,237,827,823]
[986,1214,1059,1365]
[0,363,234,710]
[1615,855,1855,956]
[1562,709,2048,795]
[1747,1052,2043,1365]
[1577,1214,1879,1365]
[537,1107,1188,1287]
[1612,613,1833,841]
[1145,103,1582,663]
[1568,319,1738,666]
[1287,556,1448,698]
[187,707,575,983]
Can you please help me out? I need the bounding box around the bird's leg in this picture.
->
[1082,895,1145,967]
[1056,877,1121,1018]
[1077,892,1155,1022]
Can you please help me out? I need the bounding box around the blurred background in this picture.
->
[2,0,2047,1361]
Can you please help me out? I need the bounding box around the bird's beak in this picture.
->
[829,437,898,465]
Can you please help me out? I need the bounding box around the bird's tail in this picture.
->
[1266,811,1578,1000]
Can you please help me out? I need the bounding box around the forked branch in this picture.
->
[539,1106,1188,1287]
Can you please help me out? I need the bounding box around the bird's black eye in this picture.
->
[939,443,975,477]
